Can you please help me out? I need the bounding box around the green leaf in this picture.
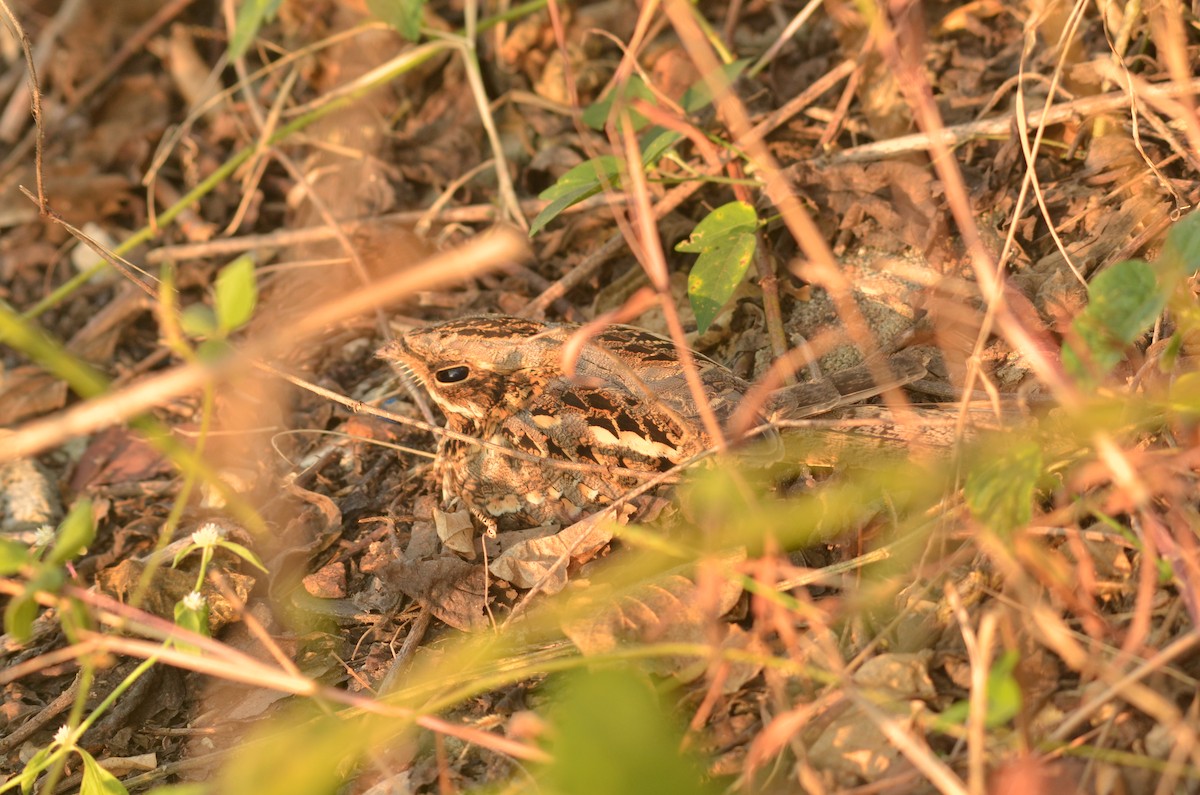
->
[172,543,200,569]
[538,156,623,203]
[679,59,750,112]
[180,304,218,339]
[1168,371,1200,419]
[228,0,283,61]
[530,156,622,236]
[1064,259,1163,380]
[58,595,94,640]
[583,76,656,131]
[79,746,130,795]
[48,499,94,566]
[531,62,749,237]
[1089,259,1163,343]
[541,667,720,795]
[214,255,258,334]
[964,439,1043,535]
[174,597,211,643]
[986,650,1024,725]
[934,650,1023,730]
[367,0,425,42]
[196,338,234,362]
[0,537,31,575]
[1160,210,1200,275]
[19,743,55,794]
[219,540,269,573]
[677,201,758,332]
[639,127,682,166]
[2,566,63,643]
[4,592,37,643]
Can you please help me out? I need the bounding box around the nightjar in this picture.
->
[377,315,777,532]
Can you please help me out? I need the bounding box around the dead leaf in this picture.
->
[489,516,614,593]
[385,555,488,632]
[69,426,172,492]
[434,507,476,558]
[562,551,745,677]
[0,367,68,425]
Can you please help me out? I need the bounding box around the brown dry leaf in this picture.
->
[194,679,293,726]
[154,24,221,118]
[385,555,488,632]
[277,482,343,552]
[42,165,133,228]
[794,160,939,251]
[0,367,68,425]
[85,753,158,777]
[825,7,912,142]
[694,623,767,691]
[78,74,171,168]
[434,507,476,558]
[404,519,441,560]
[489,517,615,594]
[1077,536,1134,580]
[65,283,154,363]
[936,0,1009,34]
[989,756,1087,795]
[648,45,701,104]
[69,426,173,492]
[562,551,745,677]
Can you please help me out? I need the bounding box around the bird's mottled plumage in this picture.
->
[378,315,765,530]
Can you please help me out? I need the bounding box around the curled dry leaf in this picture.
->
[562,551,746,678]
[489,515,615,594]
[434,507,476,558]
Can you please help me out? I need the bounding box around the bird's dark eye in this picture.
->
[435,366,470,383]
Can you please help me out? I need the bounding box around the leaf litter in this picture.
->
[1,1,1199,793]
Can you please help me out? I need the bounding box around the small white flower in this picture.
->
[32,525,55,549]
[53,725,72,746]
[181,591,206,611]
[189,522,226,548]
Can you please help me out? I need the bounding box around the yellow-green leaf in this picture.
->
[677,201,758,332]
[214,255,258,334]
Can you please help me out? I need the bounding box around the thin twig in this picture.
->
[145,194,622,264]
[823,76,1200,165]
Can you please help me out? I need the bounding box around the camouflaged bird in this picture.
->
[377,316,773,531]
[378,315,923,533]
